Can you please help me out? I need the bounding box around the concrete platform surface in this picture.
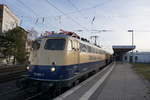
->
[54,63,115,100]
[90,62,150,100]
[54,62,150,100]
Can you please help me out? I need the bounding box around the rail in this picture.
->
[0,65,26,83]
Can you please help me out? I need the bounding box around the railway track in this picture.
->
[0,63,113,100]
[22,63,113,100]
[0,87,37,100]
[0,85,51,100]
[23,88,62,100]
[0,65,26,83]
[25,92,45,100]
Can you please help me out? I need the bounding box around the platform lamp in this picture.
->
[128,30,134,46]
[128,30,134,62]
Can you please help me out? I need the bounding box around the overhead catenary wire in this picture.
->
[16,0,38,17]
[5,0,124,25]
[16,0,113,19]
[12,0,113,26]
[65,0,113,15]
[45,0,89,31]
[67,0,86,18]
[18,14,61,30]
[8,0,150,33]
[3,0,39,25]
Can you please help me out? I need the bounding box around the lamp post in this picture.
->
[128,30,134,62]
[128,30,134,46]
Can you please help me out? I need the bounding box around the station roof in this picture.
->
[112,45,136,54]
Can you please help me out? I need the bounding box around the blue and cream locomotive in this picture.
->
[26,31,111,88]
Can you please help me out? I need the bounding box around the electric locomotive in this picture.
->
[25,30,111,88]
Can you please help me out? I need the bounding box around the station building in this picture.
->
[112,45,150,63]
[112,45,136,62]
[0,4,20,33]
[123,52,150,63]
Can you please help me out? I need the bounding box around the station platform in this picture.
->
[54,62,150,100]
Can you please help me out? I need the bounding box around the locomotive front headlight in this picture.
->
[26,66,32,71]
[51,67,56,72]
[27,66,30,70]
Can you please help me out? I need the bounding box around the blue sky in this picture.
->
[1,0,150,53]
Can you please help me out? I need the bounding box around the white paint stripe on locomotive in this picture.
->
[79,64,114,100]
[53,62,115,100]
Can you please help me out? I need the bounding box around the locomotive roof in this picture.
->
[38,34,96,47]
[37,34,110,54]
[38,34,70,39]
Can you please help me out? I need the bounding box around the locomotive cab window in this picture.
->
[44,38,66,50]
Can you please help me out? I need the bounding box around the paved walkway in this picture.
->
[90,62,150,100]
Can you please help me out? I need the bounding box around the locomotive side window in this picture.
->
[44,39,66,50]
[79,43,102,54]
[67,40,73,50]
[80,43,88,52]
[32,39,41,50]
[73,41,78,49]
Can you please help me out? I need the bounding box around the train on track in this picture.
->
[18,30,112,90]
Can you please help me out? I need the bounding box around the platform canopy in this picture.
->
[112,45,136,54]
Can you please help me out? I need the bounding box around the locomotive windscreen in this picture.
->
[44,38,66,50]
